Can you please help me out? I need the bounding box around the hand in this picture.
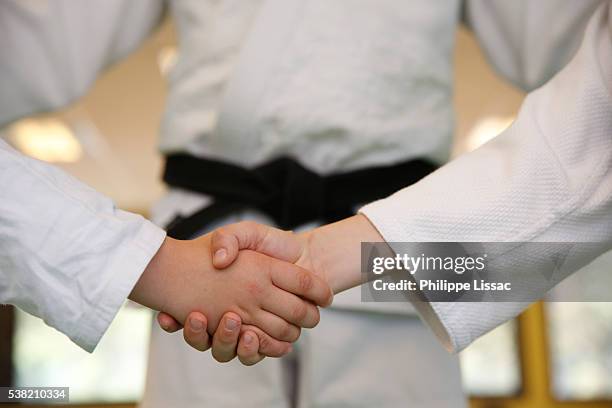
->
[196,215,384,363]
[211,216,384,293]
[158,311,290,365]
[155,224,311,364]
[129,233,333,343]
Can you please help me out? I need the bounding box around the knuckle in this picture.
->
[297,271,314,292]
[288,327,301,342]
[314,307,321,323]
[278,323,292,340]
[291,302,308,323]
[326,289,334,305]
[279,323,299,342]
[258,337,287,358]
[246,280,264,297]
[212,227,227,242]
[240,220,257,231]
[306,307,320,328]
[237,343,255,361]
[258,335,271,351]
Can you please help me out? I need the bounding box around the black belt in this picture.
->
[163,154,437,239]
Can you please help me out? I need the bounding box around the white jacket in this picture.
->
[362,2,612,351]
[0,0,607,351]
[0,0,168,352]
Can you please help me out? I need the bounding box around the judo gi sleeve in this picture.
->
[0,139,166,352]
[0,0,165,126]
[465,0,604,91]
[360,2,612,352]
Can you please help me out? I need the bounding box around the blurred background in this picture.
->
[1,15,611,408]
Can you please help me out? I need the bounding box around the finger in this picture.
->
[211,221,303,269]
[236,330,265,366]
[263,287,320,328]
[183,312,211,352]
[252,310,301,342]
[157,312,183,333]
[269,263,333,307]
[211,312,242,362]
[240,325,292,358]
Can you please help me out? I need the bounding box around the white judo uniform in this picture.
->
[1,0,610,407]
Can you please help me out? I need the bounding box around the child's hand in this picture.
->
[198,216,382,364]
[158,311,288,366]
[210,216,384,302]
[129,233,333,343]
[152,216,380,365]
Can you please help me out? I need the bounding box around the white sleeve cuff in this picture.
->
[359,202,456,351]
[70,216,165,352]
[361,197,536,353]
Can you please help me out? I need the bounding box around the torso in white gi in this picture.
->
[142,1,466,407]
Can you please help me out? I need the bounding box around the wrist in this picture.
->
[303,214,384,294]
[129,236,180,313]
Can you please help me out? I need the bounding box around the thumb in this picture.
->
[211,221,304,269]
[210,225,241,269]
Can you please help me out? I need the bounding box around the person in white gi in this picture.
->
[0,0,333,369]
[210,0,612,358]
[0,1,606,408]
[147,2,604,407]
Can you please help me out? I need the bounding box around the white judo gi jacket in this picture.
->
[0,0,609,352]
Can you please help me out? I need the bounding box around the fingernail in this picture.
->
[225,318,239,331]
[214,248,227,263]
[244,333,254,345]
[190,317,204,332]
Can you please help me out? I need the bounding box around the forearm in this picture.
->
[0,139,166,351]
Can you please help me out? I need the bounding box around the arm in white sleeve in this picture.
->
[361,2,612,352]
[0,0,165,126]
[465,0,604,91]
[0,140,166,352]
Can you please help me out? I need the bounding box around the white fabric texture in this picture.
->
[168,0,602,173]
[142,308,464,408]
[0,0,165,125]
[0,140,166,352]
[0,0,167,352]
[361,2,612,352]
[465,0,603,91]
[165,0,459,172]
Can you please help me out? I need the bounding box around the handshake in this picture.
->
[129,215,383,366]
